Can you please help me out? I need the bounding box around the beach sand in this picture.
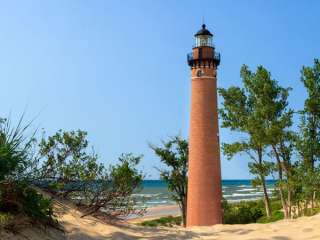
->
[128,204,180,223]
[2,200,320,239]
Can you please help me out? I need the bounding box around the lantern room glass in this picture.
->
[195,35,213,47]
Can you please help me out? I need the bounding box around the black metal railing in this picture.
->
[187,52,221,66]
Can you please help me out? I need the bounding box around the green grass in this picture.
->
[138,216,182,227]
[0,212,14,230]
[257,210,284,223]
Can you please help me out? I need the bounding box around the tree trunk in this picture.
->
[257,148,272,218]
[311,191,316,212]
[181,203,187,227]
[288,188,292,218]
[177,195,187,227]
[272,145,288,218]
[261,175,272,218]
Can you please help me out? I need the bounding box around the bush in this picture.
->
[0,116,56,228]
[79,153,145,218]
[0,212,14,230]
[139,216,182,227]
[0,182,56,226]
[223,199,284,224]
[223,200,264,224]
[38,130,145,219]
[257,210,284,223]
[21,186,54,224]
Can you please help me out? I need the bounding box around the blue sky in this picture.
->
[0,1,319,179]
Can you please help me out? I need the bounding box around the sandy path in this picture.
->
[3,199,320,239]
[54,199,320,240]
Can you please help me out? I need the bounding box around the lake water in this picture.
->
[135,179,275,207]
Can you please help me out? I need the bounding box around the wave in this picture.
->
[223,194,233,197]
[131,193,162,198]
[231,192,264,197]
[227,197,261,202]
[236,188,257,192]
[146,200,170,204]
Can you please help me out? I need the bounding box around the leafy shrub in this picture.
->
[223,199,284,224]
[139,216,182,227]
[270,200,282,211]
[0,212,14,230]
[223,200,264,224]
[0,116,56,227]
[0,182,55,226]
[38,130,104,198]
[38,130,145,218]
[21,186,54,224]
[0,117,32,181]
[79,153,145,218]
[257,210,284,223]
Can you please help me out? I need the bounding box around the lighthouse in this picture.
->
[186,24,222,227]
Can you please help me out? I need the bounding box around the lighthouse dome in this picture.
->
[194,24,213,37]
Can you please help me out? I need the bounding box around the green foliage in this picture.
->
[257,211,284,223]
[249,161,275,179]
[0,181,55,226]
[219,65,292,217]
[0,212,14,230]
[39,130,145,218]
[138,216,182,227]
[39,130,104,196]
[297,59,320,168]
[20,185,54,223]
[0,116,55,228]
[0,117,35,181]
[94,153,145,217]
[223,199,284,224]
[110,153,144,194]
[150,136,188,226]
[284,59,320,217]
[223,200,264,224]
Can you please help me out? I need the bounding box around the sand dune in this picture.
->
[2,200,320,240]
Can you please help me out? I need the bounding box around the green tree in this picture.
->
[297,59,320,169]
[294,59,320,212]
[38,130,104,197]
[269,131,295,218]
[254,70,294,219]
[219,65,289,217]
[39,130,145,218]
[80,153,145,218]
[150,136,188,227]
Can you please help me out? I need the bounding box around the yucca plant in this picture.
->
[0,115,56,226]
[0,115,35,181]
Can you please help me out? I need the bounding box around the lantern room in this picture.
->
[194,24,213,48]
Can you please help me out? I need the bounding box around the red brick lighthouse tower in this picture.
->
[186,24,222,227]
